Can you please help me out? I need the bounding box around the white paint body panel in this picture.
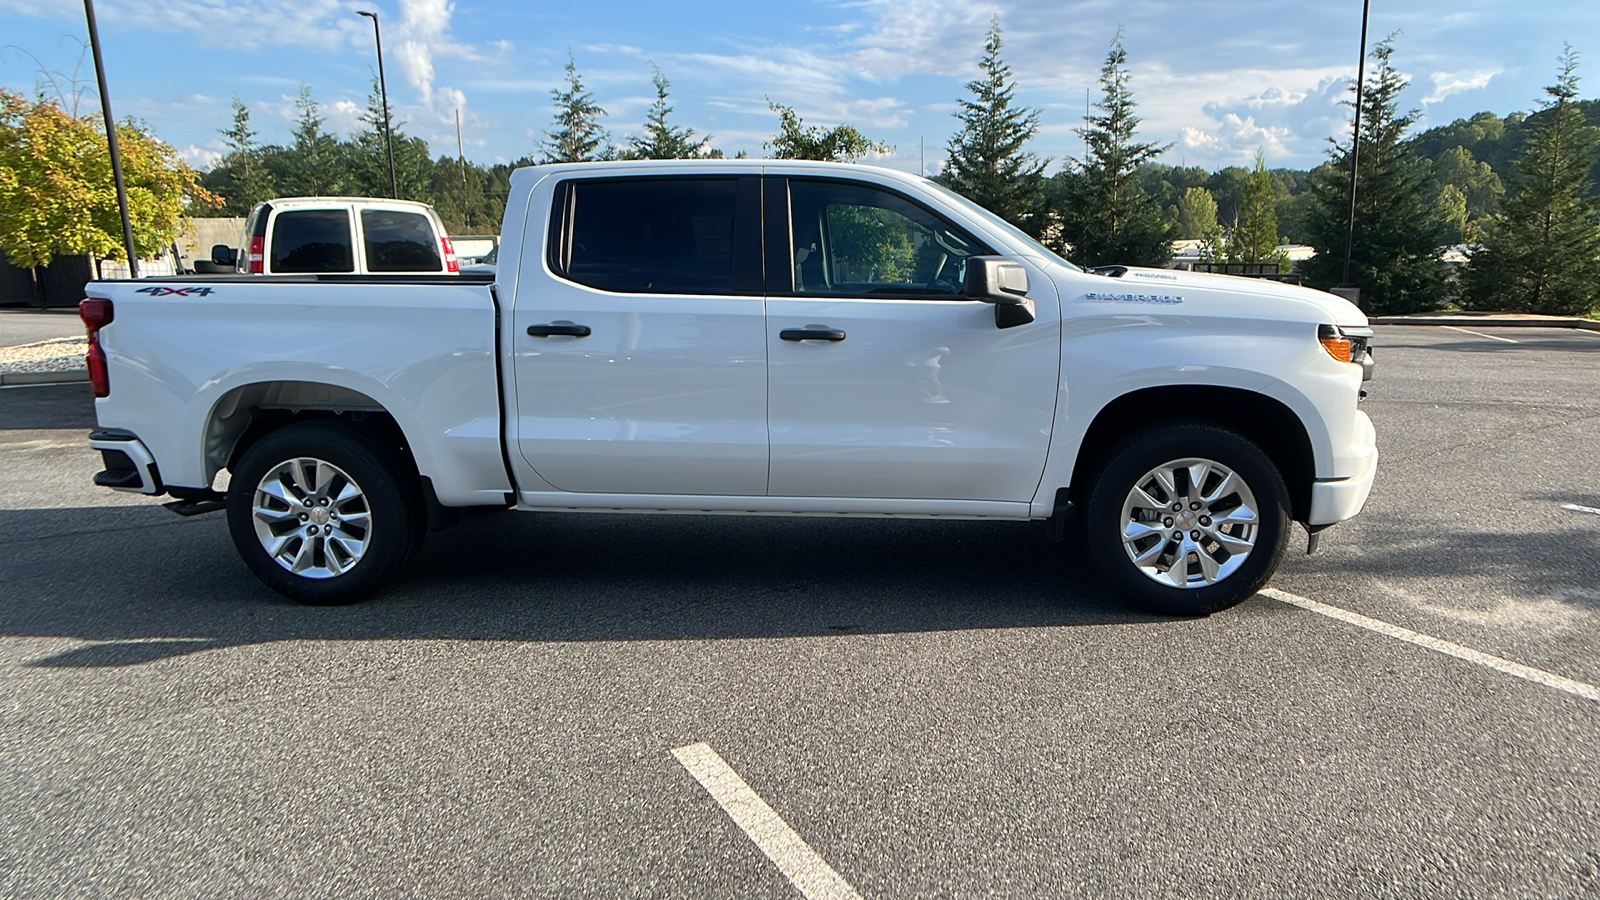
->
[89,160,1376,533]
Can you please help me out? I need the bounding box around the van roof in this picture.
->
[258,197,439,210]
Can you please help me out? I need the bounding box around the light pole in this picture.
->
[1336,0,1372,305]
[356,9,399,199]
[82,0,138,277]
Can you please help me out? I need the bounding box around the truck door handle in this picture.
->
[527,323,592,338]
[780,328,846,342]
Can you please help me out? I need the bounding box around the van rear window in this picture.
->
[362,210,442,272]
[270,210,354,273]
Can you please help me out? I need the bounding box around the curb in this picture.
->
[0,370,89,387]
[1369,315,1600,331]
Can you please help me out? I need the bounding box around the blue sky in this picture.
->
[3,0,1596,176]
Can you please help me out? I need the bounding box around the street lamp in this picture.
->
[1336,0,1372,306]
[82,0,138,277]
[356,9,399,199]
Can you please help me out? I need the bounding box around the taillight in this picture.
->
[441,236,459,273]
[80,298,114,397]
[248,234,265,273]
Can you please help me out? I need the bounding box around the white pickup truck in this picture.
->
[81,160,1376,615]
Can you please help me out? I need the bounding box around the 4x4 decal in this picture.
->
[135,286,216,297]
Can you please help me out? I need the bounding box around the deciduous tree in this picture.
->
[0,89,215,267]
[764,99,890,162]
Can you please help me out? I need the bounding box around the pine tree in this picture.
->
[940,17,1047,235]
[350,77,433,200]
[623,66,713,160]
[1222,150,1289,271]
[763,99,890,162]
[1299,39,1449,313]
[212,95,273,214]
[281,86,343,196]
[1462,47,1600,316]
[1054,31,1172,268]
[542,53,610,163]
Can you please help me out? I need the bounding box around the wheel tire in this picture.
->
[226,421,419,605]
[1083,422,1290,616]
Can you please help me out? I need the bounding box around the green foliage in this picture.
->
[622,66,714,160]
[1221,150,1289,271]
[939,17,1048,236]
[0,89,216,267]
[1052,31,1172,267]
[1432,183,1469,244]
[827,205,916,282]
[207,95,275,215]
[764,100,891,162]
[430,156,502,233]
[1463,47,1600,316]
[1299,39,1450,313]
[543,53,610,163]
[277,86,345,196]
[1175,186,1222,259]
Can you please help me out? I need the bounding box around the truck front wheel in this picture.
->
[1083,423,1289,616]
[226,421,419,605]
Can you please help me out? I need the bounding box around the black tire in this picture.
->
[226,421,420,605]
[1083,422,1289,616]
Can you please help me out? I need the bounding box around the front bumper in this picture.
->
[88,430,164,495]
[1308,411,1377,525]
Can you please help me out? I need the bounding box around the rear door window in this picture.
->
[361,209,443,272]
[552,177,761,294]
[269,209,354,273]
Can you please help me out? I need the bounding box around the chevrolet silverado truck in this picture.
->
[81,160,1376,615]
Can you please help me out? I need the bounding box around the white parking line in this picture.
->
[1260,588,1600,704]
[1563,503,1600,516]
[673,742,864,900]
[1441,325,1519,343]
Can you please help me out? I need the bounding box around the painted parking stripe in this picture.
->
[673,742,864,900]
[1563,503,1600,516]
[1441,325,1519,343]
[1260,588,1600,704]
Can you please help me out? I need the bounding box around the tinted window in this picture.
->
[789,180,983,297]
[560,178,743,294]
[270,209,354,273]
[362,209,442,272]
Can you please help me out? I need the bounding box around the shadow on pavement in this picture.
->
[2,504,1169,667]
[0,382,97,431]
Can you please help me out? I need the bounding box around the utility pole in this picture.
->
[357,10,399,199]
[1337,0,1372,304]
[82,0,138,277]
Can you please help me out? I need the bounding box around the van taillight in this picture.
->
[248,234,265,273]
[80,298,113,397]
[441,236,459,273]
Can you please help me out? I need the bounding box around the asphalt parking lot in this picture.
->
[2,324,1597,898]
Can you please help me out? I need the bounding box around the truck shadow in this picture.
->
[2,505,1170,668]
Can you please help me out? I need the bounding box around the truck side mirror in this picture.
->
[964,256,1035,329]
[211,244,237,266]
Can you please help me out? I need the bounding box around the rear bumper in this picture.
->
[88,430,164,495]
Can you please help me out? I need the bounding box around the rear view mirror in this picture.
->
[211,244,237,266]
[965,256,1035,328]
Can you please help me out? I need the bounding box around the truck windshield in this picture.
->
[921,180,1082,271]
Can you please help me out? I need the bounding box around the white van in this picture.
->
[211,197,459,275]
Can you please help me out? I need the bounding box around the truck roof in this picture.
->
[506,158,933,192]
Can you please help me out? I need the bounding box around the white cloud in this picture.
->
[180,141,225,170]
[1423,68,1500,104]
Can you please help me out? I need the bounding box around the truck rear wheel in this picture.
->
[226,421,419,605]
[1083,422,1289,616]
